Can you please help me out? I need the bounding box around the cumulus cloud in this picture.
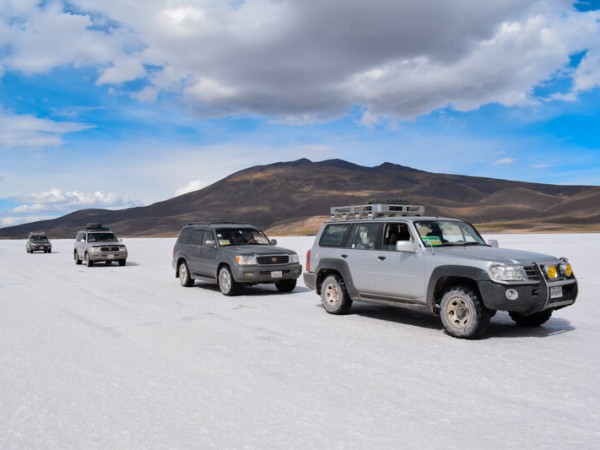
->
[1,1,599,122]
[0,109,92,149]
[175,180,208,196]
[12,188,141,214]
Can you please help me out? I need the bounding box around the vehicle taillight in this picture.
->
[306,249,311,272]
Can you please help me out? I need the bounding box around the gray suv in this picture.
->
[74,224,128,266]
[26,232,52,253]
[303,203,578,339]
[172,222,302,295]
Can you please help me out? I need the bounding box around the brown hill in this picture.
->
[1,158,599,239]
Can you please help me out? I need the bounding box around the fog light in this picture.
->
[505,289,519,301]
[243,272,255,279]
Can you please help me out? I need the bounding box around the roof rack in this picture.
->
[330,203,425,221]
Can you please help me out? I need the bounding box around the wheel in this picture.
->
[321,274,352,314]
[218,266,240,296]
[275,279,296,293]
[74,250,82,265]
[118,259,126,267]
[509,310,553,327]
[178,261,194,287]
[439,286,491,339]
[85,253,94,267]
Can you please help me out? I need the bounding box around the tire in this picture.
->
[218,266,240,296]
[118,259,126,267]
[321,274,352,314]
[509,310,553,327]
[74,251,82,265]
[85,253,94,267]
[275,279,296,293]
[439,286,491,339]
[178,261,194,287]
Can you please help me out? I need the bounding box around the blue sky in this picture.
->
[1,0,600,227]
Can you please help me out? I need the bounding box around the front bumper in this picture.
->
[478,278,578,315]
[89,251,128,262]
[231,263,302,284]
[29,245,51,252]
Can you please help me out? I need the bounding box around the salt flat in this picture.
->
[1,234,599,449]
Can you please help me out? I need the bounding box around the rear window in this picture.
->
[319,223,350,247]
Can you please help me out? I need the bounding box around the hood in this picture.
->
[223,245,296,256]
[432,245,561,265]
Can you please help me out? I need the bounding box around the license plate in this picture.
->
[550,286,563,299]
[271,271,282,278]
[107,254,115,259]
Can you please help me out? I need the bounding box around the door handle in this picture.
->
[378,256,386,261]
[341,254,348,259]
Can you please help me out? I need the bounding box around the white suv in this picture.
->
[303,203,578,339]
[74,224,128,267]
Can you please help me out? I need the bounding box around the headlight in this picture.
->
[289,254,299,264]
[119,246,127,251]
[91,247,102,252]
[235,255,257,265]
[489,264,527,282]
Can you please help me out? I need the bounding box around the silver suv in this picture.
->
[303,203,578,339]
[73,224,128,267]
[26,232,52,253]
[172,222,302,295]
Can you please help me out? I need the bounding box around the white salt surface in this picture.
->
[1,234,599,449]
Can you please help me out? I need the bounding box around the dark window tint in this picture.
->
[319,224,350,247]
[178,228,193,244]
[190,229,205,246]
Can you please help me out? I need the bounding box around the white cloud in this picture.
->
[175,180,208,196]
[494,157,515,165]
[12,188,141,214]
[0,109,92,149]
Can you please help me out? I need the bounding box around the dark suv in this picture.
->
[26,232,52,253]
[172,222,302,295]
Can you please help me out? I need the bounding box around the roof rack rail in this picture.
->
[330,203,425,220]
[185,221,245,226]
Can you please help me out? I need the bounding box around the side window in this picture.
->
[383,222,411,249]
[190,229,204,246]
[76,231,84,242]
[348,223,380,250]
[178,228,192,244]
[203,230,216,246]
[319,224,350,247]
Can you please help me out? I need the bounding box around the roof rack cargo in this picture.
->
[87,223,110,230]
[330,203,425,220]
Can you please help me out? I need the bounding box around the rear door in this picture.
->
[343,222,382,294]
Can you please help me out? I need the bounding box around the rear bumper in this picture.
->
[303,272,317,291]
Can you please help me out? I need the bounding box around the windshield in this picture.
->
[31,236,48,242]
[88,232,118,242]
[414,220,486,247]
[216,228,271,246]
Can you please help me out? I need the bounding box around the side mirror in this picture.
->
[488,239,499,248]
[396,241,417,253]
[270,238,278,246]
[205,239,216,248]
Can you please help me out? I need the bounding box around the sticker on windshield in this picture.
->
[422,236,443,246]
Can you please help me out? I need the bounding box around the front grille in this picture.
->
[524,265,541,281]
[257,255,289,265]
[100,246,120,252]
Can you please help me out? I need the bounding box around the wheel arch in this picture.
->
[315,258,356,296]
[427,266,489,313]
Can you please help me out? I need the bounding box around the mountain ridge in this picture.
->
[1,158,599,238]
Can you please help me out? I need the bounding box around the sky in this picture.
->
[1,0,600,227]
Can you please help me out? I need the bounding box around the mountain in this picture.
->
[1,158,599,239]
